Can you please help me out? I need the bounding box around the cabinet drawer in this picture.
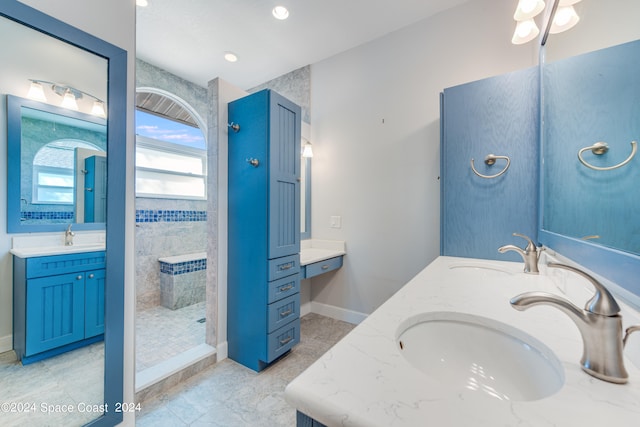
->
[267,318,300,362]
[268,254,300,281]
[268,274,300,304]
[267,293,299,333]
[26,251,106,279]
[303,256,343,279]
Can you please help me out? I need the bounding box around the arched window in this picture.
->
[135,90,207,199]
[32,139,104,204]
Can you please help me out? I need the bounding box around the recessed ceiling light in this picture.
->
[136,0,149,7]
[224,52,238,63]
[272,6,289,20]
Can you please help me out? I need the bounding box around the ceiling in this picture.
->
[136,0,474,90]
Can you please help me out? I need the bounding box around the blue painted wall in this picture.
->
[441,66,539,261]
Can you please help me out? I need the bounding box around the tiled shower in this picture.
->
[134,200,208,373]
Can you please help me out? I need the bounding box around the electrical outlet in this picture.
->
[330,215,342,229]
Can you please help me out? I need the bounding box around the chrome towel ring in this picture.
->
[470,154,511,179]
[577,141,637,171]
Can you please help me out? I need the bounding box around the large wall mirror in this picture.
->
[0,2,125,427]
[540,0,640,298]
[7,96,107,232]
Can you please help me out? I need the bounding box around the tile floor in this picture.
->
[0,341,104,427]
[135,313,356,427]
[136,301,206,372]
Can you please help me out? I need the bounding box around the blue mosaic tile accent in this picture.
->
[21,211,74,220]
[160,258,207,276]
[136,210,207,223]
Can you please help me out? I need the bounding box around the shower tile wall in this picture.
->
[135,198,207,310]
[135,59,210,311]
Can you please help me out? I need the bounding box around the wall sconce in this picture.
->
[27,79,107,117]
[302,138,313,158]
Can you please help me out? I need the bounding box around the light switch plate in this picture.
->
[330,215,342,229]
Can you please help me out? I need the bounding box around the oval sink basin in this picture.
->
[397,312,564,401]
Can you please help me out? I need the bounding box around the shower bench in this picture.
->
[158,252,207,310]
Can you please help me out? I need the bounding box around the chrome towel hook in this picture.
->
[470,154,511,179]
[577,141,637,171]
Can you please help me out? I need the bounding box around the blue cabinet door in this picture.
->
[84,269,105,338]
[84,155,107,222]
[441,66,539,261]
[26,273,85,355]
[269,91,301,260]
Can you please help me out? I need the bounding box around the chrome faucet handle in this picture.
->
[624,325,640,347]
[547,263,621,316]
[512,233,539,254]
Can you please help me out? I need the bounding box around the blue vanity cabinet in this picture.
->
[228,89,302,372]
[13,251,106,364]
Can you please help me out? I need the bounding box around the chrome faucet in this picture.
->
[65,224,75,246]
[498,232,541,274]
[510,263,640,384]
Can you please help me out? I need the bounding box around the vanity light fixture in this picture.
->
[27,79,107,117]
[272,6,290,20]
[224,51,238,62]
[136,0,149,7]
[511,0,581,44]
[302,138,313,158]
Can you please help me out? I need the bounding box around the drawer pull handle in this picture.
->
[88,274,95,279]
[279,336,293,345]
[76,275,83,280]
[280,309,293,317]
[279,285,294,292]
[321,265,329,270]
[279,263,293,270]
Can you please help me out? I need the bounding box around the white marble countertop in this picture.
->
[300,239,346,266]
[285,256,640,426]
[10,232,106,258]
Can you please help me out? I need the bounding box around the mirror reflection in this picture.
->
[541,0,640,256]
[10,99,107,227]
[1,11,108,427]
[542,40,640,254]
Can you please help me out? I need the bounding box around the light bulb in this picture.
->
[511,19,540,45]
[550,5,580,34]
[302,142,313,158]
[61,89,79,110]
[27,81,47,102]
[91,100,107,117]
[513,0,545,20]
[272,6,289,20]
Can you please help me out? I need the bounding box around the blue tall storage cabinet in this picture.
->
[228,89,302,371]
[440,66,539,260]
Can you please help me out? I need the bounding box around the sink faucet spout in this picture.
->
[498,233,541,274]
[510,263,632,384]
[65,224,75,246]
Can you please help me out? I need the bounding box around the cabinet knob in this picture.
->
[246,158,260,167]
[76,275,83,280]
[88,273,95,279]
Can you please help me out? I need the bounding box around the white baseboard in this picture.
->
[310,301,368,325]
[300,301,312,317]
[216,340,228,361]
[0,335,12,354]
